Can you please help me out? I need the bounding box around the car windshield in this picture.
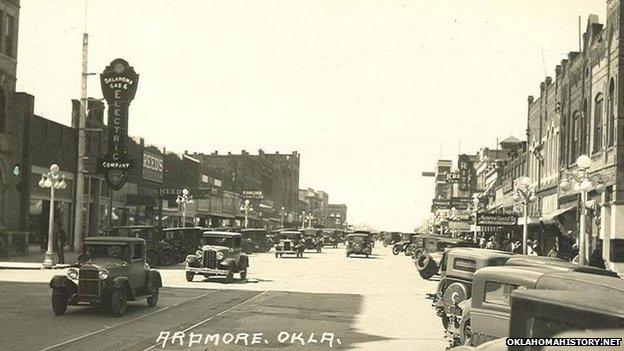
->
[202,236,232,247]
[83,244,129,261]
[282,233,300,240]
[349,236,365,242]
[402,234,412,241]
[107,228,154,241]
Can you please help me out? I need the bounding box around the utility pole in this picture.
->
[74,32,88,253]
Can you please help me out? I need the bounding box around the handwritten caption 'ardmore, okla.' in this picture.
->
[156,331,342,348]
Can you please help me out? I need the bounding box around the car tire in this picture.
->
[110,288,128,317]
[51,289,68,316]
[417,254,436,280]
[365,254,369,258]
[240,268,247,280]
[441,314,450,330]
[146,250,159,267]
[279,253,283,258]
[225,267,234,284]
[462,322,472,346]
[275,252,279,258]
[346,252,350,257]
[392,245,401,255]
[147,285,159,307]
[185,271,194,282]
[383,241,388,247]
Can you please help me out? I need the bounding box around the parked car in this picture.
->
[321,229,340,248]
[426,248,514,330]
[300,228,323,252]
[163,227,209,263]
[392,232,415,255]
[454,264,621,347]
[50,236,162,317]
[240,228,272,252]
[103,225,176,267]
[275,231,305,258]
[345,233,373,258]
[353,230,374,248]
[415,238,479,279]
[185,231,249,283]
[383,232,401,247]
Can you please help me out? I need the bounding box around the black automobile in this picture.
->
[163,227,209,262]
[50,237,162,317]
[300,228,322,252]
[240,228,272,252]
[321,229,340,248]
[185,232,249,283]
[104,226,177,267]
[346,233,373,258]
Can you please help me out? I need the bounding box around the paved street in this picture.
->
[0,244,446,350]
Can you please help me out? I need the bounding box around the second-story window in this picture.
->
[571,111,579,162]
[5,15,14,58]
[594,93,603,153]
[608,79,615,147]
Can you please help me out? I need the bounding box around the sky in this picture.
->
[17,0,605,231]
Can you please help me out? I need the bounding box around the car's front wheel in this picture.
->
[185,271,194,282]
[225,267,234,284]
[240,267,247,280]
[51,289,68,316]
[110,288,128,317]
[147,285,159,307]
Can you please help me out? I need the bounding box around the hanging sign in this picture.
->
[98,58,139,190]
[476,212,518,226]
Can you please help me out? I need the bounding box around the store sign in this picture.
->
[431,199,451,211]
[446,171,461,183]
[142,152,163,183]
[98,58,139,190]
[451,197,472,209]
[458,155,475,191]
[242,190,263,199]
[476,212,518,226]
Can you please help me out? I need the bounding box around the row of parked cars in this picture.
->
[418,246,624,349]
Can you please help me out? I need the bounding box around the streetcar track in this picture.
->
[39,290,218,351]
[141,290,269,351]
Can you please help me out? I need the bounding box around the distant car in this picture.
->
[415,238,479,279]
[240,228,272,252]
[275,231,305,258]
[163,227,209,262]
[383,232,401,247]
[392,233,415,255]
[345,233,372,258]
[50,237,162,317]
[321,229,339,248]
[300,228,323,252]
[104,225,176,267]
[353,230,374,248]
[185,232,249,283]
[455,263,621,347]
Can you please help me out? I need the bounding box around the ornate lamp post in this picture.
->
[280,206,285,228]
[514,176,537,255]
[39,164,67,268]
[560,155,606,265]
[175,188,193,228]
[239,199,254,228]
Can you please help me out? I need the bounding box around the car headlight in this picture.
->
[216,252,224,260]
[98,269,109,280]
[196,249,203,257]
[67,268,78,280]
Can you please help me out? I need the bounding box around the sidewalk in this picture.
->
[0,244,77,269]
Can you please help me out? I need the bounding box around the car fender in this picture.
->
[112,276,133,298]
[221,258,237,270]
[238,255,249,269]
[50,275,77,294]
[147,270,162,288]
[459,299,472,342]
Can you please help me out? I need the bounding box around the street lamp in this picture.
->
[175,188,194,228]
[560,155,606,265]
[39,164,67,268]
[280,206,285,228]
[514,176,537,255]
[239,199,254,228]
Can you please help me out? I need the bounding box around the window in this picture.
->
[582,99,588,154]
[5,15,14,57]
[594,93,604,153]
[484,281,520,306]
[608,79,615,146]
[132,244,144,260]
[571,111,579,161]
[453,258,476,272]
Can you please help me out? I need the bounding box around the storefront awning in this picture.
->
[539,206,576,223]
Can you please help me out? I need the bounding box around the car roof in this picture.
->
[447,248,514,260]
[507,256,619,277]
[202,231,241,237]
[474,265,563,285]
[162,227,208,232]
[537,270,624,291]
[512,289,624,318]
[85,236,145,244]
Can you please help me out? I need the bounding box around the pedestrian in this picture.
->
[526,240,537,256]
[512,240,522,254]
[54,219,66,264]
[478,235,486,248]
[485,236,493,250]
[502,239,510,252]
[547,244,558,258]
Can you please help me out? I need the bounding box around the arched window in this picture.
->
[608,79,615,146]
[594,93,604,153]
[582,98,589,154]
[571,111,579,161]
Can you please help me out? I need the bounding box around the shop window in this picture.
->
[594,93,604,153]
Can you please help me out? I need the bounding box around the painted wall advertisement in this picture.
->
[143,152,163,183]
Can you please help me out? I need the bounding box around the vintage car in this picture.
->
[415,238,479,279]
[392,233,415,255]
[382,231,401,247]
[163,227,209,263]
[321,229,340,248]
[185,232,249,283]
[426,248,514,330]
[345,233,373,257]
[50,236,162,317]
[240,228,272,253]
[104,225,177,267]
[453,264,621,347]
[300,228,323,252]
[275,231,305,258]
